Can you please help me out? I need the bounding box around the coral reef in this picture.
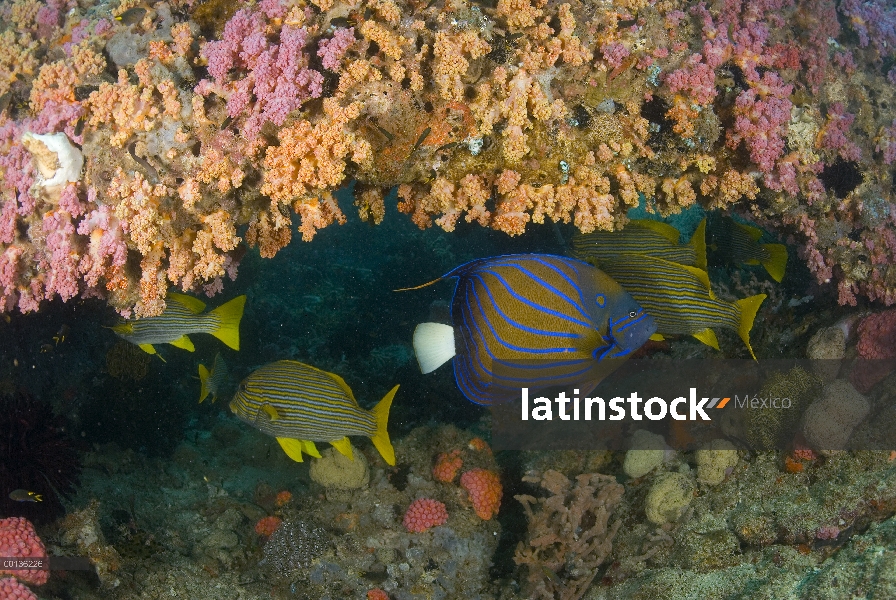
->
[308,445,370,491]
[261,519,330,579]
[0,0,894,316]
[402,497,449,533]
[515,470,623,600]
[0,517,48,587]
[58,500,122,588]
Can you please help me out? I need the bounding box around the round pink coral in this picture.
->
[0,577,38,600]
[851,309,896,392]
[0,518,48,586]
[403,498,448,533]
[459,468,502,521]
[856,309,896,360]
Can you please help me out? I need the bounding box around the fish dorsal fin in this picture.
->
[630,219,681,244]
[330,437,354,461]
[168,293,206,313]
[413,322,456,374]
[261,403,280,421]
[691,328,720,350]
[302,440,322,458]
[689,218,708,271]
[644,255,715,299]
[277,437,305,462]
[735,221,763,242]
[676,262,715,298]
[169,335,195,351]
[325,371,358,404]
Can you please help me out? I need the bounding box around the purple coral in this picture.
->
[318,28,355,71]
[200,9,323,141]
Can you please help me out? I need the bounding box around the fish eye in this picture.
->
[629,311,637,318]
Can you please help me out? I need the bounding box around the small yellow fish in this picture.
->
[54,324,70,345]
[115,6,148,25]
[198,353,228,403]
[230,360,397,465]
[9,489,42,502]
[112,294,245,355]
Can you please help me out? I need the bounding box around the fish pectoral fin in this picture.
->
[413,323,456,374]
[261,403,280,421]
[138,343,157,355]
[301,440,322,458]
[330,437,354,461]
[169,335,195,351]
[649,333,665,341]
[112,323,133,335]
[691,328,720,351]
[276,437,306,462]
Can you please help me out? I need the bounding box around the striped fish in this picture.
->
[710,216,788,282]
[229,360,397,465]
[198,353,228,403]
[409,254,656,405]
[571,218,707,270]
[595,253,766,359]
[112,294,245,355]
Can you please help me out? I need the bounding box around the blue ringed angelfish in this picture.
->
[406,253,656,405]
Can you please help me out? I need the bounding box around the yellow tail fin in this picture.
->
[735,294,766,360]
[198,364,210,403]
[760,244,788,283]
[369,385,398,466]
[209,295,246,350]
[689,218,708,271]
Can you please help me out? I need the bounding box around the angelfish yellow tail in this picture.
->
[735,294,766,360]
[209,295,246,350]
[369,385,398,466]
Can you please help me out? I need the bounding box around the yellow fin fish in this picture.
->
[571,218,707,271]
[198,353,229,403]
[112,294,245,355]
[230,360,397,465]
[592,253,765,360]
[710,216,788,283]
